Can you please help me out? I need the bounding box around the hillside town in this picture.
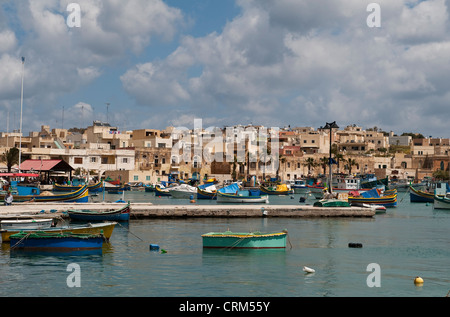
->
[0,121,449,186]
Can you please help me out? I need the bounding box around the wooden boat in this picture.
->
[197,183,217,200]
[10,231,104,251]
[202,230,287,249]
[313,199,350,207]
[154,185,171,196]
[217,191,269,203]
[409,186,434,203]
[259,183,294,195]
[1,221,117,243]
[67,202,130,222]
[434,193,450,210]
[1,218,53,230]
[348,188,397,207]
[53,180,103,193]
[217,183,269,203]
[0,185,89,203]
[292,179,308,194]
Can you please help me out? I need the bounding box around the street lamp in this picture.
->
[324,121,339,194]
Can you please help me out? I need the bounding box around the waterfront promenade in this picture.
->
[0,202,374,219]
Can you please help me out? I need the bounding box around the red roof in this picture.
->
[19,160,73,172]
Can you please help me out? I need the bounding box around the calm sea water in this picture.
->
[1,190,449,298]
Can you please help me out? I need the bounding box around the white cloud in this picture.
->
[120,0,450,136]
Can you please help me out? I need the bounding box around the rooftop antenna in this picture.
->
[106,102,110,124]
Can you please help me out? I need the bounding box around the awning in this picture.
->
[0,173,40,177]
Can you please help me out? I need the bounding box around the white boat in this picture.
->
[167,184,197,199]
[1,218,54,230]
[434,193,450,210]
[292,179,308,194]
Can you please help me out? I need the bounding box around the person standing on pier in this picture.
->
[4,192,13,206]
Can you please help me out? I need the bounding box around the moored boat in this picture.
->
[202,230,287,249]
[313,199,350,207]
[409,186,434,203]
[1,221,117,243]
[217,183,269,203]
[259,183,294,195]
[154,184,171,196]
[167,184,197,199]
[0,218,54,230]
[10,231,104,251]
[197,183,217,200]
[433,193,450,210]
[67,202,130,222]
[53,180,103,193]
[348,188,397,207]
[0,185,89,203]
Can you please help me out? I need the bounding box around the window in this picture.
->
[146,176,151,181]
[91,157,96,163]
[74,157,83,164]
[123,158,128,163]
[133,175,139,181]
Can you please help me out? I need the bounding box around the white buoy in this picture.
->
[303,266,315,273]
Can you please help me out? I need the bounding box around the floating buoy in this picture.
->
[414,276,424,285]
[190,200,196,203]
[303,266,315,273]
[149,244,160,251]
[299,197,306,203]
[160,249,167,254]
[348,242,363,248]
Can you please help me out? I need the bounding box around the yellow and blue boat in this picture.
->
[202,230,287,249]
[53,180,103,193]
[0,185,89,203]
[348,188,397,207]
[259,183,294,195]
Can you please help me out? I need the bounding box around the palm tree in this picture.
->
[346,157,357,175]
[320,157,328,175]
[304,157,317,176]
[1,147,19,172]
[333,153,344,173]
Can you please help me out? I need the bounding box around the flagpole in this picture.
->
[18,57,25,172]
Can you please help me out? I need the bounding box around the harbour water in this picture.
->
[0,190,449,298]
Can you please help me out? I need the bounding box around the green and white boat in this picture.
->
[202,230,287,249]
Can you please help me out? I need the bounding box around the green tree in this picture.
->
[1,147,19,172]
[304,157,317,176]
[346,157,357,175]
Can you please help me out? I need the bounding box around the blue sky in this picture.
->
[1,0,450,138]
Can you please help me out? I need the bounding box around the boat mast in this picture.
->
[18,57,25,172]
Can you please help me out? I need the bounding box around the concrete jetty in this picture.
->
[0,202,375,219]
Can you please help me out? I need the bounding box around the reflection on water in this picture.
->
[0,193,449,297]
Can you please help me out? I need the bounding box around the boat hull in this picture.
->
[259,186,294,195]
[155,185,171,196]
[1,219,53,230]
[1,222,116,243]
[197,188,217,200]
[409,186,434,202]
[347,195,397,207]
[433,195,450,210]
[0,185,89,203]
[67,204,130,222]
[10,232,104,251]
[217,192,269,203]
[202,232,287,249]
[53,181,103,193]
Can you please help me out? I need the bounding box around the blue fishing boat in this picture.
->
[0,185,89,203]
[67,202,130,222]
[154,184,171,196]
[10,231,104,251]
[217,183,268,203]
[197,183,217,200]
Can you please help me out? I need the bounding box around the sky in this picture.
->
[0,0,449,138]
